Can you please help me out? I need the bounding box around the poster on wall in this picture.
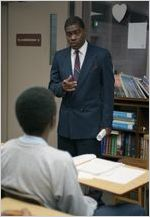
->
[128,23,147,49]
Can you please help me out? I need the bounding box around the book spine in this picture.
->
[134,77,147,99]
[113,120,135,125]
[113,111,135,119]
[130,135,136,157]
[112,122,134,130]
[113,117,136,122]
[116,133,122,156]
[141,134,149,160]
[124,134,130,156]
[120,73,129,97]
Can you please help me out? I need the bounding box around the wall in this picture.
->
[1,1,68,147]
[1,3,8,142]
[84,1,149,77]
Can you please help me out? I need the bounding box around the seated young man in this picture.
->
[1,87,145,216]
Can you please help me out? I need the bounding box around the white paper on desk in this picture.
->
[77,158,122,175]
[73,154,96,166]
[97,165,145,184]
[78,171,95,179]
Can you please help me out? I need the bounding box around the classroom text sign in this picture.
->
[16,34,41,46]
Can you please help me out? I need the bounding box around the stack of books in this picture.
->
[136,76,149,97]
[112,110,136,131]
[114,72,149,99]
[100,111,137,157]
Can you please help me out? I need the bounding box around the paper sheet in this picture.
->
[97,165,145,184]
[76,156,146,184]
[78,165,146,184]
[73,154,96,166]
[77,158,122,175]
[128,22,147,49]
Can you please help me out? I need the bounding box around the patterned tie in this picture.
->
[74,50,80,81]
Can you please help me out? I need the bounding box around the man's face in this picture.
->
[65,24,86,50]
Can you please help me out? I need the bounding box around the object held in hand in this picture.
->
[96,129,106,141]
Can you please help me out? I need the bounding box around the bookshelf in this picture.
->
[102,97,149,160]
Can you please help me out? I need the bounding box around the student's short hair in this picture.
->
[64,16,85,30]
[15,87,56,136]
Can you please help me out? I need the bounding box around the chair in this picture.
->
[1,186,43,206]
[114,157,149,207]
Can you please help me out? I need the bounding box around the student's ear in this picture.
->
[50,115,56,130]
[84,28,87,36]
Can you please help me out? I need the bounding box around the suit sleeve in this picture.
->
[48,53,66,97]
[101,50,114,128]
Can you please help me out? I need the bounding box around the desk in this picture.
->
[1,198,69,216]
[78,165,149,195]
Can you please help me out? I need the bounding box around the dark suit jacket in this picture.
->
[49,43,114,139]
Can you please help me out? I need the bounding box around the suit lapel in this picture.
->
[62,48,72,79]
[78,43,97,85]
[61,44,97,82]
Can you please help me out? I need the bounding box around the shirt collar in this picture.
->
[19,134,48,146]
[71,40,88,55]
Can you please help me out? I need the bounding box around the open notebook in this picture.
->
[74,155,122,175]
[73,154,96,166]
[73,154,146,184]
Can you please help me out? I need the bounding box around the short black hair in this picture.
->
[15,87,56,136]
[64,16,85,30]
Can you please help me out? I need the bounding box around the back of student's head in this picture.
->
[15,87,56,136]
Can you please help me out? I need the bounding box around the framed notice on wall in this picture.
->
[16,34,41,46]
[128,23,147,49]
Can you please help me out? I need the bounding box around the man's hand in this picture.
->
[105,128,111,136]
[62,75,77,92]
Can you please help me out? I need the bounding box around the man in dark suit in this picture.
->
[49,16,114,157]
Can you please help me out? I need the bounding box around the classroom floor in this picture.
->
[102,191,149,215]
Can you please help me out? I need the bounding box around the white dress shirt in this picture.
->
[1,134,97,216]
[71,40,88,74]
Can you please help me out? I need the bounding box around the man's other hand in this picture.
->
[62,75,77,92]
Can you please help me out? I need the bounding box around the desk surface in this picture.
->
[1,198,69,216]
[79,165,149,195]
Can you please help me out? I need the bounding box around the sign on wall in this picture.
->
[16,34,41,46]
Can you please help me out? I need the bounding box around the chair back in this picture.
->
[1,186,42,206]
[118,156,148,169]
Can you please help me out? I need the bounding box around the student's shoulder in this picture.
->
[2,138,18,147]
[1,138,19,152]
[46,146,72,162]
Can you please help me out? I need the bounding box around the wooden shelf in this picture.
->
[114,97,149,108]
[104,97,149,160]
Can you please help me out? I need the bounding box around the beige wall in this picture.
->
[2,1,69,147]
[1,3,8,142]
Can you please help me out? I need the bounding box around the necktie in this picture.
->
[74,50,80,81]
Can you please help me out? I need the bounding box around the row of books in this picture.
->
[114,72,149,99]
[100,131,136,157]
[100,131,149,159]
[140,134,149,160]
[113,110,136,131]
